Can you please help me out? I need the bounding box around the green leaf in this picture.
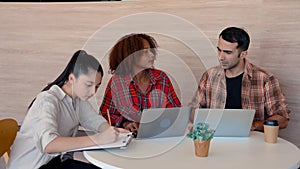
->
[186,122,215,141]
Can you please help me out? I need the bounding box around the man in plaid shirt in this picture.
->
[191,27,289,131]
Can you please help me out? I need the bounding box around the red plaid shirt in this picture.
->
[100,69,181,127]
[191,59,290,120]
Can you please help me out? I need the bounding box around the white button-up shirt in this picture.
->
[8,85,106,169]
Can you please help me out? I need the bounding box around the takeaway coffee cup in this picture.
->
[263,120,279,143]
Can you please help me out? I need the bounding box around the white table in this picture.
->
[84,132,300,169]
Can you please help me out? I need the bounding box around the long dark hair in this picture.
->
[28,50,103,109]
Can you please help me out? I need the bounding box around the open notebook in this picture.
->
[69,132,134,152]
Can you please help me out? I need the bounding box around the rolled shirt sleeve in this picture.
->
[31,94,60,154]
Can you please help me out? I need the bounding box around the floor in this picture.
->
[0,0,299,154]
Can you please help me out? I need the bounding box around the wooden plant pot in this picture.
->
[193,139,211,157]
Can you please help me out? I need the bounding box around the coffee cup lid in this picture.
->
[264,120,279,126]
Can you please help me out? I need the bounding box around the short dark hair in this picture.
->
[219,27,250,51]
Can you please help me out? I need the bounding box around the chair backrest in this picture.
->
[0,118,18,157]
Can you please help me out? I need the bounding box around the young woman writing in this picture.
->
[8,50,128,169]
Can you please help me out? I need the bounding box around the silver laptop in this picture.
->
[193,108,255,137]
[136,107,192,139]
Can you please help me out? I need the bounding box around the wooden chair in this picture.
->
[0,118,18,164]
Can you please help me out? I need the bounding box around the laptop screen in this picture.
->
[136,107,191,139]
[193,109,255,137]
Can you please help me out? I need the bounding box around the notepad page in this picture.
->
[69,132,133,152]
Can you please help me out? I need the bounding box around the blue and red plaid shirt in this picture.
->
[100,69,181,127]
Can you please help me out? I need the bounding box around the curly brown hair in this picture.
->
[109,33,158,75]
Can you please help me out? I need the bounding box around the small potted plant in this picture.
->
[187,122,215,157]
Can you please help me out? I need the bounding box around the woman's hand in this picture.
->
[91,126,129,145]
[123,122,139,133]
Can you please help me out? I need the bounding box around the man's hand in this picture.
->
[251,120,264,131]
[251,115,289,131]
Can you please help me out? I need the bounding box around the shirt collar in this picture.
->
[147,69,159,84]
[127,69,159,84]
[49,85,77,108]
[216,59,253,78]
[48,85,70,101]
[244,59,254,78]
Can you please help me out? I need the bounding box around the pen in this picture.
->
[107,109,112,126]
